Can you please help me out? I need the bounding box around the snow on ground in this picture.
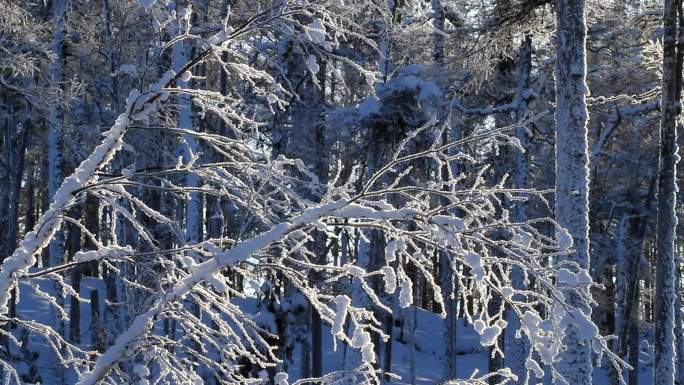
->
[289,306,655,385]
[12,290,655,384]
[279,307,497,384]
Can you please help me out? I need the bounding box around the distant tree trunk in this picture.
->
[610,216,629,385]
[0,119,8,263]
[47,6,67,381]
[48,0,66,269]
[654,1,682,384]
[627,280,640,385]
[505,34,533,385]
[384,298,394,383]
[345,233,370,372]
[301,306,311,379]
[172,2,202,246]
[623,178,655,384]
[91,289,104,352]
[440,128,459,382]
[676,4,684,383]
[310,308,323,378]
[1,117,30,344]
[431,1,458,380]
[171,4,203,352]
[375,1,397,375]
[39,163,49,267]
[2,119,30,260]
[24,159,36,239]
[488,292,503,384]
[554,0,593,383]
[13,158,34,325]
[408,301,417,385]
[431,0,445,65]
[100,0,121,113]
[675,259,684,385]
[614,217,628,343]
[69,208,82,344]
[440,250,458,380]
[311,60,328,380]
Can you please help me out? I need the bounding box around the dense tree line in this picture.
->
[0,0,683,384]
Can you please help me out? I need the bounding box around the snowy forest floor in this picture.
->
[14,281,654,384]
[287,307,654,384]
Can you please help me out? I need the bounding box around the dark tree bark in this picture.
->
[654,1,682,384]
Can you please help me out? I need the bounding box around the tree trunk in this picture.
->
[627,280,640,385]
[172,2,202,245]
[675,259,684,385]
[554,0,593,383]
[69,242,82,343]
[47,7,67,380]
[505,34,533,385]
[91,288,104,352]
[48,0,67,269]
[654,1,682,384]
[3,119,30,260]
[24,159,36,240]
[345,233,370,372]
[311,309,323,378]
[610,216,629,385]
[676,10,684,385]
